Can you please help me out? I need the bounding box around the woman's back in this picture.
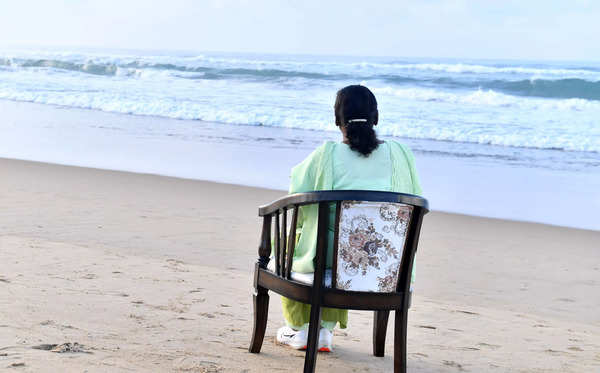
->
[332,141,392,191]
[289,139,421,274]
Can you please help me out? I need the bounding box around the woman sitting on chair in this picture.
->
[276,85,422,352]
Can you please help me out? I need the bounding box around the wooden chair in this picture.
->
[248,190,429,373]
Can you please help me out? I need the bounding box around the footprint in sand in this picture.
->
[39,320,77,330]
[168,301,190,313]
[453,310,479,315]
[442,360,466,371]
[167,259,184,265]
[144,301,189,313]
[556,298,575,303]
[477,342,501,350]
[32,342,92,354]
[457,347,480,351]
[165,259,190,273]
[32,344,57,350]
[214,311,232,317]
[129,314,144,321]
[173,357,223,372]
[544,349,571,357]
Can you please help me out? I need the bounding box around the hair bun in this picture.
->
[334,85,380,156]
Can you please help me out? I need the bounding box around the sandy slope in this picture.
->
[1,158,599,372]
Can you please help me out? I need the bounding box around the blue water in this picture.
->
[1,49,599,161]
[1,47,600,229]
[1,49,600,195]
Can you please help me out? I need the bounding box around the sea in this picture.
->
[1,48,599,230]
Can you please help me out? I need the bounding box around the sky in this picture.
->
[0,0,598,60]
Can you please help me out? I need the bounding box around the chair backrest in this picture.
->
[335,200,413,292]
[258,190,428,296]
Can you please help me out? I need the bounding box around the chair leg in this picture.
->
[303,304,321,373]
[393,307,408,373]
[373,310,390,357]
[249,287,269,353]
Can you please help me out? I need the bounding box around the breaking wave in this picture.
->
[1,49,599,154]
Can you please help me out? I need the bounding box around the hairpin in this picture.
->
[347,119,368,124]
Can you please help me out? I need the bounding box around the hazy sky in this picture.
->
[1,0,598,60]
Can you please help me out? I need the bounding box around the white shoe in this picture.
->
[276,326,308,350]
[318,328,333,352]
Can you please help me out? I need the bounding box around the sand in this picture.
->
[0,158,599,372]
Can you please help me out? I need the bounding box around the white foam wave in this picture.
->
[1,49,599,154]
[370,85,600,111]
[379,62,600,77]
[1,81,598,154]
[3,49,600,81]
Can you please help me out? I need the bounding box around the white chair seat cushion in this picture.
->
[267,260,332,287]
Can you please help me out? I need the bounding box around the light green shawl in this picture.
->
[289,140,422,273]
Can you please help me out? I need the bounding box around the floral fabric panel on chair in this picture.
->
[336,201,413,292]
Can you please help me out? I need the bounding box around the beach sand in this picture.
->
[1,158,599,372]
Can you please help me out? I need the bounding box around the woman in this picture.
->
[276,85,422,352]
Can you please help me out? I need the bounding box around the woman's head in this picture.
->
[334,85,380,156]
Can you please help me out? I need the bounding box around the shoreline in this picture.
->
[3,156,600,234]
[2,98,600,231]
[1,157,599,372]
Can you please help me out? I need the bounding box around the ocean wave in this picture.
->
[380,61,600,77]
[0,87,598,154]
[485,78,600,100]
[379,75,600,101]
[122,54,600,79]
[6,54,600,80]
[4,58,118,76]
[370,85,600,111]
[1,49,598,154]
[427,77,600,101]
[1,57,344,80]
[4,55,600,100]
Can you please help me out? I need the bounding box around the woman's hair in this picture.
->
[334,85,380,156]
